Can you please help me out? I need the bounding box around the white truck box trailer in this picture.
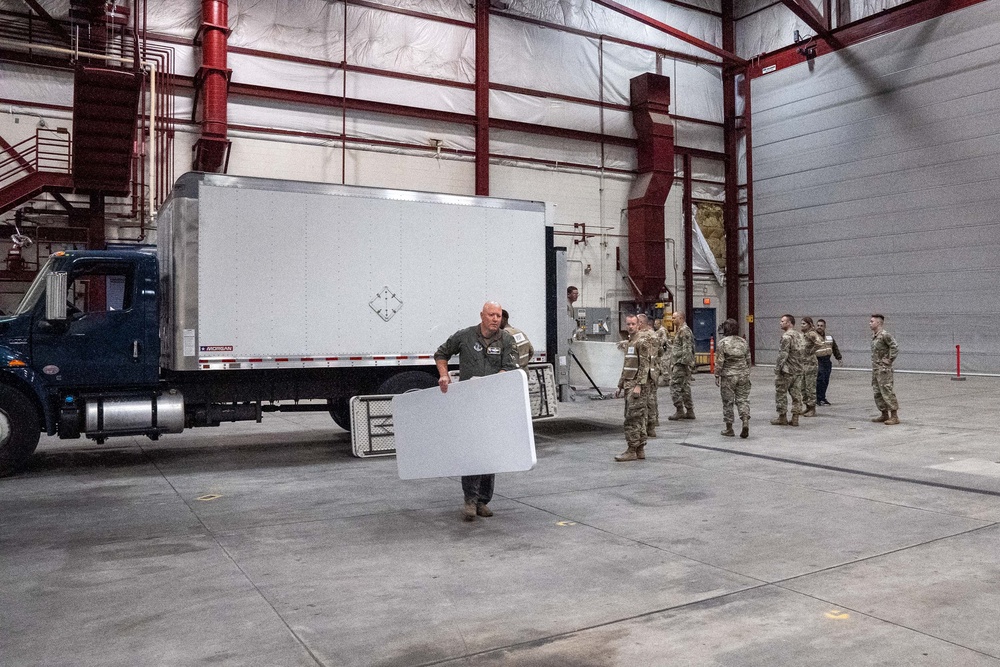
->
[158,173,549,371]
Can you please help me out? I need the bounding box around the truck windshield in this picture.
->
[13,258,53,316]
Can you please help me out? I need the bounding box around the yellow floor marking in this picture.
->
[825,610,850,620]
[556,521,577,526]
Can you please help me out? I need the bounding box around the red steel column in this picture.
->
[722,0,740,325]
[745,77,757,362]
[194,0,230,172]
[475,0,489,195]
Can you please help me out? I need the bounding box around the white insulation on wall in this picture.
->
[1,0,735,317]
[751,2,1000,373]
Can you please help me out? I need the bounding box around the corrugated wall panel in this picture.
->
[751,3,1000,373]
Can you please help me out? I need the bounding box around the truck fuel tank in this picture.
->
[59,390,186,441]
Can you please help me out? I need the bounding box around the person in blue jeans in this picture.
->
[815,319,843,405]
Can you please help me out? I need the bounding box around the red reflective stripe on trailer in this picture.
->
[301,357,314,361]
[418,355,432,359]
[221,359,236,362]
[326,357,339,361]
[275,358,289,362]
[396,355,408,359]
[249,358,263,362]
[373,356,386,360]
[349,356,363,360]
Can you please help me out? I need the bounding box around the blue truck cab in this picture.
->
[0,249,161,474]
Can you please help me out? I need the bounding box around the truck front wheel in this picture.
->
[0,385,42,477]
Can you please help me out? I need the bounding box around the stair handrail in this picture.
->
[0,128,71,190]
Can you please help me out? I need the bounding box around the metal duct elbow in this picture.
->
[626,73,675,302]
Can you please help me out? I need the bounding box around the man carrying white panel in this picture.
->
[435,302,520,521]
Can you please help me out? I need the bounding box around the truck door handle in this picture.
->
[133,340,140,360]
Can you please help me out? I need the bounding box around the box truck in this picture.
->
[0,172,560,475]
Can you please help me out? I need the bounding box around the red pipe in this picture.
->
[194,0,230,172]
[626,73,674,304]
[474,0,489,195]
[956,345,961,377]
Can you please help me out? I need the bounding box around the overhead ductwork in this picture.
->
[626,73,675,302]
[193,0,231,173]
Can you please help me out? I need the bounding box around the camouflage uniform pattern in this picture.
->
[640,328,663,430]
[800,329,824,408]
[619,331,654,448]
[774,328,804,415]
[871,329,899,411]
[504,325,534,370]
[669,324,696,411]
[715,335,751,423]
[655,326,672,384]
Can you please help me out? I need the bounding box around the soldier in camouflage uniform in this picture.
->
[799,316,824,417]
[772,314,804,426]
[615,314,654,461]
[667,311,696,420]
[501,309,534,370]
[653,319,672,386]
[869,314,900,425]
[637,314,662,437]
[714,318,752,438]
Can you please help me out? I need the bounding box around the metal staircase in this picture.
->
[0,130,74,214]
[71,65,141,195]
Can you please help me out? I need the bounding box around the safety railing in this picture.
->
[0,128,72,190]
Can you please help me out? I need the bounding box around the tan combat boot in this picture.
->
[770,413,788,426]
[802,405,816,417]
[667,407,686,421]
[884,410,900,425]
[462,499,477,522]
[615,446,639,462]
[636,444,646,460]
[721,422,735,437]
[790,411,800,426]
[871,411,889,423]
[684,408,696,420]
[476,504,494,517]
[740,416,750,439]
[647,426,657,438]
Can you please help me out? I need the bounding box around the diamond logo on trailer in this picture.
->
[369,286,403,322]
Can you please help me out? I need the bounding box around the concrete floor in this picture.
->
[3,368,1000,666]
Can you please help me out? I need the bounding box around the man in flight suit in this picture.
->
[435,301,519,521]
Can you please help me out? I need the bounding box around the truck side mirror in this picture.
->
[45,272,69,321]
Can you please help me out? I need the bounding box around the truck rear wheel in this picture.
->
[377,371,438,395]
[0,385,42,477]
[328,397,351,431]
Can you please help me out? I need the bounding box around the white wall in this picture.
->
[751,2,1000,373]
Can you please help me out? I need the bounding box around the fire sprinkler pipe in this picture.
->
[0,39,157,219]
